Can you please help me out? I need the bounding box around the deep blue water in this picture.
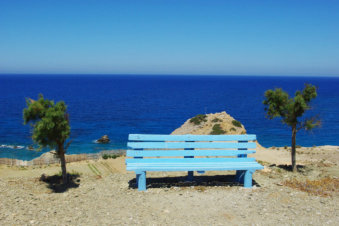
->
[1,75,339,160]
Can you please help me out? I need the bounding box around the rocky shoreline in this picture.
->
[0,149,126,166]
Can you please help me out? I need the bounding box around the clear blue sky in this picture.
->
[0,0,338,76]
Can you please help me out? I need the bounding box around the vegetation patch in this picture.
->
[230,127,236,132]
[212,118,222,123]
[232,120,242,128]
[102,154,121,159]
[283,177,339,197]
[210,124,226,135]
[190,114,207,125]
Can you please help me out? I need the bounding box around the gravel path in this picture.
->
[0,165,338,225]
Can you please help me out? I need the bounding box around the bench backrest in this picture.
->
[127,134,257,158]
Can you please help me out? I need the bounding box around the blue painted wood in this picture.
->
[129,134,256,141]
[137,171,146,191]
[127,163,263,172]
[236,141,248,179]
[126,157,257,164]
[127,142,256,149]
[185,141,194,181]
[244,170,253,188]
[126,134,263,190]
[127,149,256,157]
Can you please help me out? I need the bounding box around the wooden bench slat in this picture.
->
[127,162,263,171]
[126,157,257,163]
[127,149,256,157]
[127,141,256,149]
[129,134,256,141]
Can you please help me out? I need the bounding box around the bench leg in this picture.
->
[244,170,253,188]
[187,171,194,181]
[136,171,146,191]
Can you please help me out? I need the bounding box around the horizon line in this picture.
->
[1,73,339,78]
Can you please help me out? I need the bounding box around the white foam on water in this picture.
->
[0,144,25,150]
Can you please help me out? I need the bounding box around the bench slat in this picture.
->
[129,134,256,141]
[127,162,264,171]
[127,149,256,157]
[126,157,257,163]
[128,141,256,149]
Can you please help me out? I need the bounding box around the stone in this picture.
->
[97,135,110,144]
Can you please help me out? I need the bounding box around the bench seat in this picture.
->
[126,158,263,171]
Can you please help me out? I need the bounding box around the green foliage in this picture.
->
[263,84,319,130]
[23,94,71,183]
[210,124,226,135]
[23,94,70,152]
[230,127,236,132]
[102,154,121,159]
[190,114,207,125]
[263,84,320,172]
[212,118,222,123]
[232,120,242,128]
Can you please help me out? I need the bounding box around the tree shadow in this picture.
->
[128,175,261,190]
[272,164,306,172]
[40,174,80,193]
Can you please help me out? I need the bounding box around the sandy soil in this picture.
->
[0,146,338,225]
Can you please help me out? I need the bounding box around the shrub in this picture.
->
[190,114,207,125]
[230,127,236,132]
[232,120,242,128]
[212,118,222,123]
[296,145,301,148]
[283,177,339,197]
[103,154,121,159]
[210,124,226,135]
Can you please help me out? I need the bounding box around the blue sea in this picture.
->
[0,75,338,160]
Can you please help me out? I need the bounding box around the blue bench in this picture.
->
[126,134,264,191]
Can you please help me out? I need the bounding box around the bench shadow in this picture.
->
[39,174,80,193]
[128,175,261,190]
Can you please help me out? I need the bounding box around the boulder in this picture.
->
[97,135,110,144]
[172,111,263,148]
[171,111,246,135]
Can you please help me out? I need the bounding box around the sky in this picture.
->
[0,0,338,76]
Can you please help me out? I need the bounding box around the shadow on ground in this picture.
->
[128,175,261,190]
[40,174,80,193]
[272,164,307,172]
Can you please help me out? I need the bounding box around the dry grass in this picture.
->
[283,177,339,197]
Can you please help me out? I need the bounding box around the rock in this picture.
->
[171,111,246,135]
[97,135,110,144]
[34,151,59,163]
[171,111,264,148]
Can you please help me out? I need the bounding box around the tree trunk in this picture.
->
[58,143,68,184]
[291,125,297,172]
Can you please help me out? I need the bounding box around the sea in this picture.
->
[0,74,338,160]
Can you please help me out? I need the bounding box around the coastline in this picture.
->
[1,145,338,167]
[0,149,126,166]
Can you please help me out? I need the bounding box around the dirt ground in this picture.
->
[0,146,338,225]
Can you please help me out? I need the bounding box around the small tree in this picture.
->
[263,84,320,172]
[23,94,71,183]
